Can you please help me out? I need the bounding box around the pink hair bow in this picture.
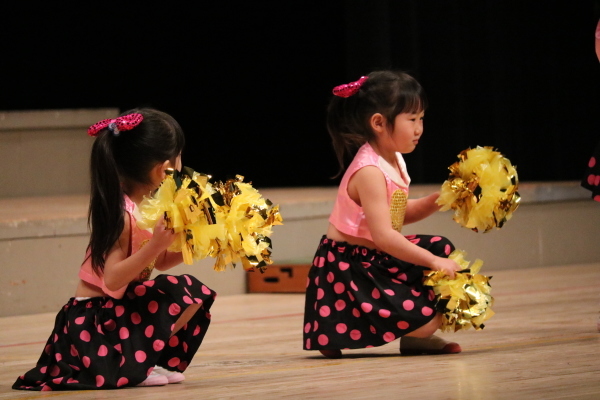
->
[332,76,368,98]
[87,113,144,137]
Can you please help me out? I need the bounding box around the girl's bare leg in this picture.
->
[170,304,201,337]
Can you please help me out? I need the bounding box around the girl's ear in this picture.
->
[370,113,387,135]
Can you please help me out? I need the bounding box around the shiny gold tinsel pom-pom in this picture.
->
[423,249,494,332]
[138,167,283,272]
[436,146,520,233]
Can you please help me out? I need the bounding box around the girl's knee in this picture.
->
[429,235,454,257]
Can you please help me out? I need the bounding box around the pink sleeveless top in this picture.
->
[79,195,153,299]
[329,142,411,242]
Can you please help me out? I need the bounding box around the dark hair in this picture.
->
[87,108,185,274]
[327,70,428,176]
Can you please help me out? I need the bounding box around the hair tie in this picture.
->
[87,113,144,137]
[332,76,368,98]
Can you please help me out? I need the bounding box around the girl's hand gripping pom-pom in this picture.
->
[149,215,177,251]
[138,167,283,272]
[430,257,462,279]
[436,146,520,233]
[423,249,495,333]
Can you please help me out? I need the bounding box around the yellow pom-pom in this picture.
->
[423,249,494,332]
[138,168,283,272]
[211,176,283,272]
[437,146,520,233]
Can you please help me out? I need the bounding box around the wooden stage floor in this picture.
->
[1,263,599,399]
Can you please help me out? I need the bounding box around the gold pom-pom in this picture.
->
[210,175,283,272]
[437,146,520,233]
[423,249,494,333]
[138,167,283,272]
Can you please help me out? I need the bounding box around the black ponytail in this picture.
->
[88,132,125,274]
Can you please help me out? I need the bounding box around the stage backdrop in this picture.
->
[2,1,599,188]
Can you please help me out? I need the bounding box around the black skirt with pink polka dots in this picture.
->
[13,274,215,391]
[303,235,454,351]
[581,140,600,202]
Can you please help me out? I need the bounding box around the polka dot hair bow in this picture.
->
[87,113,144,137]
[332,76,368,98]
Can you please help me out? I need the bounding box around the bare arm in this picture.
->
[154,251,184,271]
[404,192,441,225]
[103,215,176,291]
[351,167,460,278]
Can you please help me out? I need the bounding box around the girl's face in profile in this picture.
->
[385,110,425,154]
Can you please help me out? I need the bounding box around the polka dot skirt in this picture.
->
[13,274,216,391]
[303,235,454,351]
[581,141,600,202]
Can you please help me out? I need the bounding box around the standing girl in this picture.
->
[303,71,462,358]
[13,108,216,390]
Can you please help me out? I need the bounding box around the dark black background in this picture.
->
[2,1,599,187]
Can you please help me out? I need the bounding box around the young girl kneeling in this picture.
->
[303,71,462,358]
[14,108,216,390]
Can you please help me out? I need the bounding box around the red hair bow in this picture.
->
[87,113,144,137]
[332,76,368,98]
